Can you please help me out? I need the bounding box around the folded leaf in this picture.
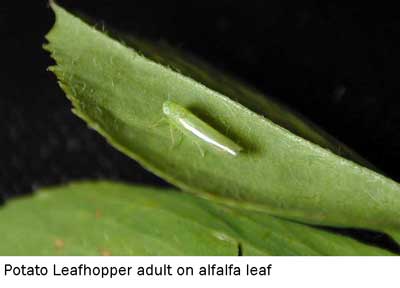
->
[44,3,400,239]
[0,181,392,255]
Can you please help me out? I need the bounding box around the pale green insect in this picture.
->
[162,101,242,156]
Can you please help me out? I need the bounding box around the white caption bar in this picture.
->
[0,257,398,287]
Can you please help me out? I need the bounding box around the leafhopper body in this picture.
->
[162,101,242,156]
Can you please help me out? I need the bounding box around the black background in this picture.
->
[1,1,400,249]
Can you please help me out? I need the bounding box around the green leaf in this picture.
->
[44,3,400,239]
[0,181,392,255]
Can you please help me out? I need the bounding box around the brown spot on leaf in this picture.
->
[99,248,112,256]
[95,209,102,219]
[54,239,65,250]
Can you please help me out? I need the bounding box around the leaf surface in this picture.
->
[0,181,392,255]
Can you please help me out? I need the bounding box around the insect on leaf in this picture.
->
[44,3,400,242]
[163,101,243,156]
